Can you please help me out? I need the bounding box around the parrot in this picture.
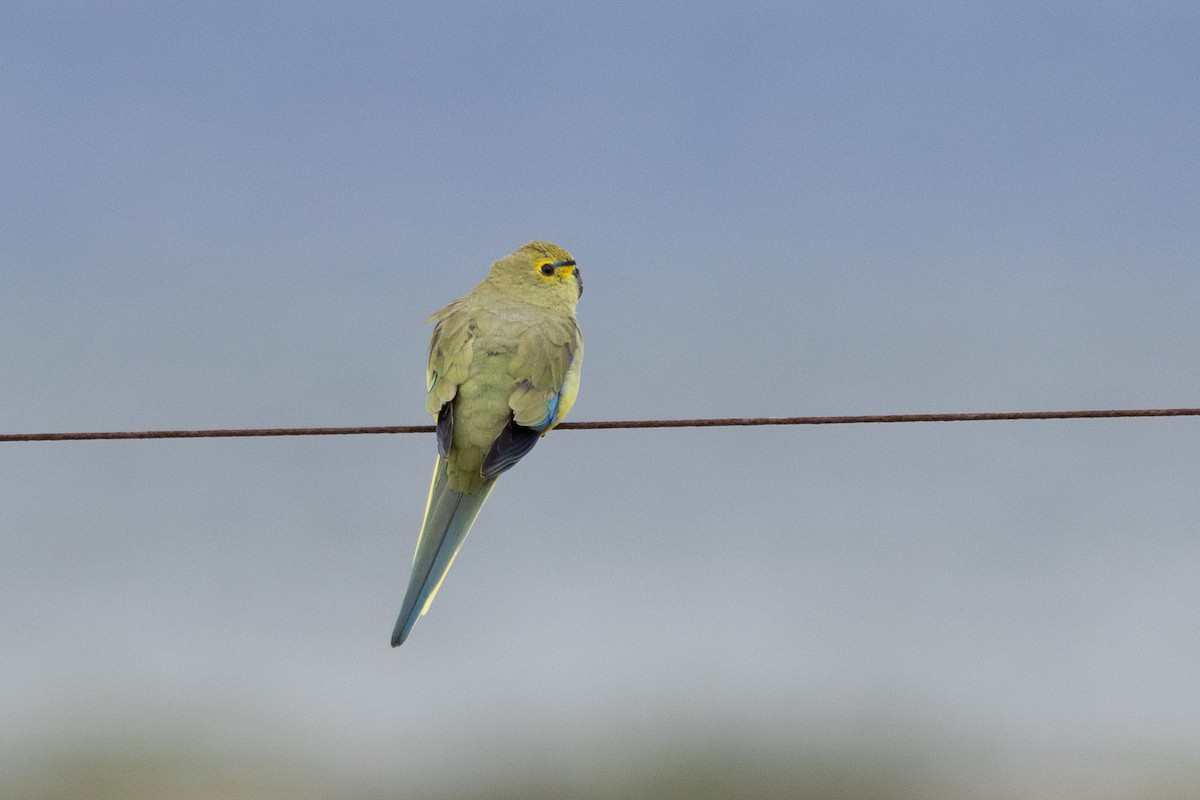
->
[391,241,584,646]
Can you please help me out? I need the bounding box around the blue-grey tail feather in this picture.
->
[392,458,495,647]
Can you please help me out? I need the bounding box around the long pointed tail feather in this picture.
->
[392,458,495,646]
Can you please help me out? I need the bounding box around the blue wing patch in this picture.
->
[536,393,561,432]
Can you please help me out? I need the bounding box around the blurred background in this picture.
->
[3,2,1199,798]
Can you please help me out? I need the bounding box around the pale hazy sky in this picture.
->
[3,3,1199,798]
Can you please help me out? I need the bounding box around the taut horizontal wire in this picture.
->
[2,408,1199,443]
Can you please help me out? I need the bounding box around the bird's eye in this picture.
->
[539,263,556,276]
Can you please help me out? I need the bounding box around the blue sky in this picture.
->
[3,3,1199,797]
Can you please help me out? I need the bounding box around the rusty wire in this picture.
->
[2,407,1198,443]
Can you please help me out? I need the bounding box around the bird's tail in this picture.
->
[391,458,495,646]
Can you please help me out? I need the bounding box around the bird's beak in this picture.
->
[571,266,583,297]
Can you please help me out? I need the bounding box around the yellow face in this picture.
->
[533,255,583,297]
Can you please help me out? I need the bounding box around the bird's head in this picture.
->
[486,241,582,308]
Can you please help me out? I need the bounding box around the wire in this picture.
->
[2,408,1198,442]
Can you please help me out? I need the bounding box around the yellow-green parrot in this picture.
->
[391,241,583,646]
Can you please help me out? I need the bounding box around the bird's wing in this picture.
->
[507,315,583,431]
[480,316,582,479]
[424,300,475,454]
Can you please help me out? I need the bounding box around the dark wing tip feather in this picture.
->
[481,418,540,480]
[436,403,453,458]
